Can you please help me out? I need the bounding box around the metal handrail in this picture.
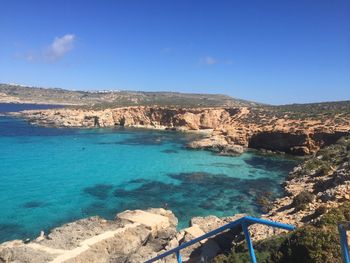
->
[145,216,295,263]
[339,222,350,263]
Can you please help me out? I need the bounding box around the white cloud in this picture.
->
[200,56,218,66]
[44,34,75,61]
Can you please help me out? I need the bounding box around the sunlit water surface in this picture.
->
[0,103,298,242]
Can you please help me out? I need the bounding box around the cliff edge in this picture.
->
[12,104,350,155]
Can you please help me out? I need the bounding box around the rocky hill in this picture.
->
[0,84,257,107]
[3,84,350,156]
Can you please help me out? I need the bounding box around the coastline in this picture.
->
[10,106,350,156]
[1,105,349,262]
[1,135,349,262]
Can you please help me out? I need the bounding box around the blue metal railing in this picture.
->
[145,216,295,263]
[339,222,350,263]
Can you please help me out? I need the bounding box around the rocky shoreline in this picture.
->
[1,133,350,262]
[0,208,248,263]
[10,106,350,156]
[1,106,350,262]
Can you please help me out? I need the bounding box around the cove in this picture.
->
[0,105,298,242]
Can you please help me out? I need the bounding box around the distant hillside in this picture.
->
[248,101,350,125]
[0,84,257,107]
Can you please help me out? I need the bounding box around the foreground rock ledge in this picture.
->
[0,209,173,263]
[0,209,261,263]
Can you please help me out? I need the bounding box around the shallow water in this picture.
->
[0,104,298,242]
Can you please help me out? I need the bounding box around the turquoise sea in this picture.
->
[0,104,298,242]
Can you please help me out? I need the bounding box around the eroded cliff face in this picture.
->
[248,130,349,155]
[12,106,350,155]
[248,136,350,241]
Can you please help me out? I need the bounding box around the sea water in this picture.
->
[0,104,298,242]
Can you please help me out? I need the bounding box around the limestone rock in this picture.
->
[115,209,172,234]
[184,225,206,240]
[218,144,245,155]
[187,136,245,155]
[12,106,350,156]
[0,209,178,263]
[190,214,246,233]
[39,216,124,250]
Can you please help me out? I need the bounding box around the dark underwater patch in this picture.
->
[96,141,121,145]
[96,130,203,147]
[244,155,297,172]
[109,171,282,227]
[111,134,167,146]
[0,222,27,243]
[22,201,47,209]
[202,162,242,169]
[161,149,178,154]
[81,201,116,219]
[127,178,149,184]
[0,222,22,234]
[83,184,113,200]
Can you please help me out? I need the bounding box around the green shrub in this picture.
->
[303,159,325,172]
[256,192,275,213]
[292,191,315,211]
[314,163,332,177]
[317,202,350,227]
[213,202,350,263]
[313,205,328,218]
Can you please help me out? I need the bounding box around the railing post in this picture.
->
[338,223,350,263]
[242,222,257,263]
[145,216,295,263]
[176,251,182,263]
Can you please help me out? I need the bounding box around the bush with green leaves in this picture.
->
[292,191,315,211]
[213,202,350,263]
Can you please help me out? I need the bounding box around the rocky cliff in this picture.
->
[247,136,350,240]
[213,136,350,263]
[12,105,350,155]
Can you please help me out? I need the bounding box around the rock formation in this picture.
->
[2,104,350,262]
[248,136,350,241]
[0,208,248,263]
[11,106,350,155]
[0,209,178,263]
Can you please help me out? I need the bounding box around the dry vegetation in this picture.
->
[0,84,257,108]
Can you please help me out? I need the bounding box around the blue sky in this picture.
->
[0,0,349,105]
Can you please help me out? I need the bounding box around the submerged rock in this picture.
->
[187,136,245,155]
